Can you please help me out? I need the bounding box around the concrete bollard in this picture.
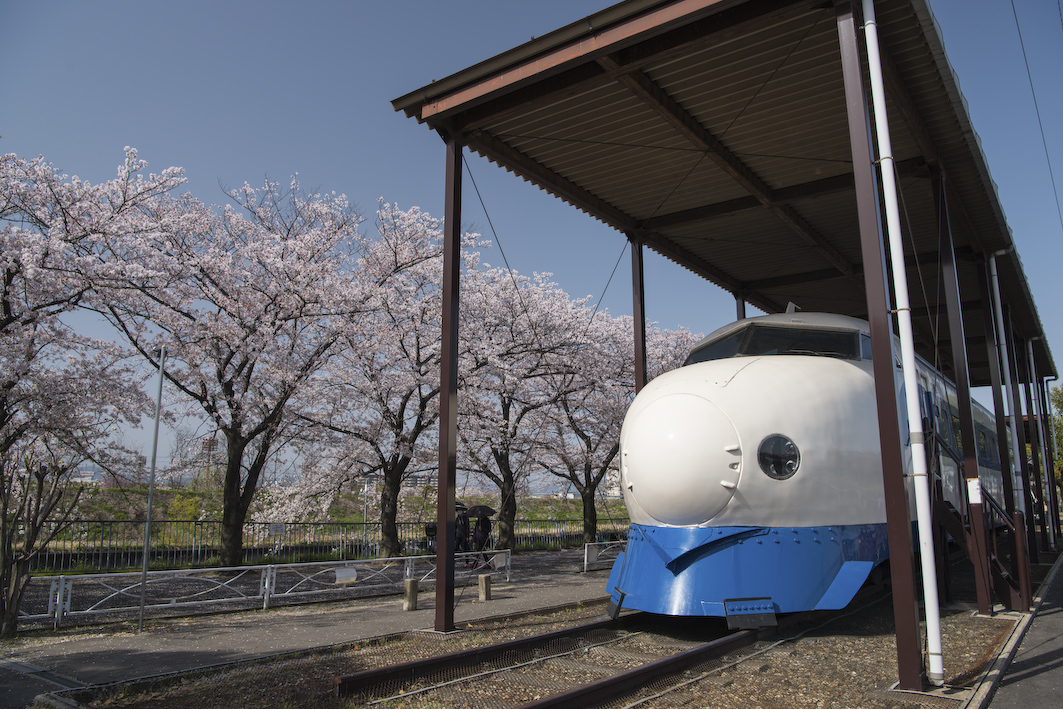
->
[403,578,418,611]
[478,574,491,602]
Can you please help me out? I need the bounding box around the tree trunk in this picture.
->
[0,560,30,639]
[497,475,518,551]
[219,442,249,567]
[580,487,598,544]
[379,459,406,557]
[219,501,247,567]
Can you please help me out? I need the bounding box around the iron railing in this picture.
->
[23,549,512,629]
[28,518,629,573]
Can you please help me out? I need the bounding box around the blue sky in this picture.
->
[2,1,1061,457]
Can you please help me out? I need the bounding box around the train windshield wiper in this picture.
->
[787,349,851,359]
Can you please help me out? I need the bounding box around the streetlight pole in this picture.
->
[137,346,166,633]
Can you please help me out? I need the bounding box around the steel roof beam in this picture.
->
[436,0,822,133]
[640,157,927,230]
[743,246,974,290]
[598,55,859,283]
[467,129,782,312]
[466,129,639,232]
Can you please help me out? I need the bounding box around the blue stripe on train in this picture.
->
[607,522,890,617]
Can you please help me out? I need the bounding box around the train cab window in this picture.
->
[742,326,860,359]
[684,327,747,365]
[684,325,862,366]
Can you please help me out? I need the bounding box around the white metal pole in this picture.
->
[990,253,1026,514]
[862,0,943,684]
[137,346,166,634]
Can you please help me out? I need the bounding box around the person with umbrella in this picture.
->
[454,503,470,554]
[468,505,495,552]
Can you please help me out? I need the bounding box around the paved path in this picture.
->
[989,553,1063,707]
[0,550,605,708]
[5,547,1063,708]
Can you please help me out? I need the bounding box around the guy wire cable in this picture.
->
[1011,0,1063,235]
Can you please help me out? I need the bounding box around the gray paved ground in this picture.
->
[0,549,605,708]
[989,554,1063,707]
[4,547,1062,709]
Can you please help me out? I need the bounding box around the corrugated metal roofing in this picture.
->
[393,0,1055,385]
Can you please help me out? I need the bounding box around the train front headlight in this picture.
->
[758,434,800,480]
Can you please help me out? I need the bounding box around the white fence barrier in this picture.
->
[583,541,625,572]
[24,549,511,629]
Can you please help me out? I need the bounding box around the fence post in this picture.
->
[53,577,69,630]
[261,565,276,610]
[47,579,58,619]
[403,578,418,611]
[405,558,414,580]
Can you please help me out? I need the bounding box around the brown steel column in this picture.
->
[978,261,1016,513]
[435,133,462,632]
[629,234,648,394]
[1041,376,1058,537]
[1019,347,1049,549]
[735,295,746,320]
[933,170,992,615]
[1003,308,1039,564]
[1040,376,1062,540]
[1037,359,1057,545]
[836,0,923,690]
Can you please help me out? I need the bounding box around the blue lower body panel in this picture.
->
[607,523,889,617]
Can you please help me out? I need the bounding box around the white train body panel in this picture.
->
[621,355,898,529]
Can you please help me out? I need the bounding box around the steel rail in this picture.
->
[333,616,632,698]
[514,628,758,709]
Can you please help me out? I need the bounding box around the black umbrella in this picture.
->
[466,504,496,518]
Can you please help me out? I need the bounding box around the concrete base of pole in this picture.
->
[478,575,491,602]
[403,579,418,611]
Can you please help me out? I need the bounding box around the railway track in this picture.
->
[334,579,895,708]
[333,613,770,708]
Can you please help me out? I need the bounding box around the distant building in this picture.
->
[70,464,103,485]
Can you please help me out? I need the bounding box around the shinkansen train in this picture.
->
[607,312,1003,624]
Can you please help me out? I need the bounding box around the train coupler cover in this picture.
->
[724,598,777,630]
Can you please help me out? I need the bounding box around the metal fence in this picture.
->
[583,540,627,572]
[23,549,512,629]
[29,518,629,574]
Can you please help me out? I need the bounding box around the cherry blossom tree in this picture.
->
[533,312,631,543]
[534,320,701,542]
[287,203,454,556]
[457,266,589,549]
[0,148,183,634]
[91,179,376,565]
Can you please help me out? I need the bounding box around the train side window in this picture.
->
[951,408,963,455]
[987,434,1000,467]
[977,430,988,464]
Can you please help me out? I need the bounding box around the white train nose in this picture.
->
[621,393,742,526]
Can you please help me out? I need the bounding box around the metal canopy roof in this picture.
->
[393,0,1055,386]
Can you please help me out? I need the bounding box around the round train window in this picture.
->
[758,434,800,480]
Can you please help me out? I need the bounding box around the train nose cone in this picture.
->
[621,393,741,526]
